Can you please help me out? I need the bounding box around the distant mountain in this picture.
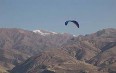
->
[0,28,116,73]
[10,28,116,73]
[0,28,73,69]
[62,28,116,60]
[61,28,116,73]
[11,49,103,73]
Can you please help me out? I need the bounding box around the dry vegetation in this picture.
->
[0,28,116,73]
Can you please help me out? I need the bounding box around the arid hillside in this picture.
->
[11,49,104,73]
[0,28,73,69]
[0,28,115,73]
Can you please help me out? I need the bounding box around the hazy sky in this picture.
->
[0,0,116,35]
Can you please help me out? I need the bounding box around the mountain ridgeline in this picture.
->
[0,28,115,73]
[0,28,73,69]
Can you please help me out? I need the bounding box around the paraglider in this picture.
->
[65,20,79,28]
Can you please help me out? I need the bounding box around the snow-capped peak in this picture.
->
[33,30,57,36]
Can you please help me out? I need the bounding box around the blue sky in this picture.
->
[0,0,116,35]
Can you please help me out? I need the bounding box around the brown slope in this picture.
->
[62,38,101,60]
[84,28,116,72]
[60,28,116,73]
[0,65,9,73]
[88,44,116,73]
[0,28,116,73]
[11,49,103,73]
[0,28,72,69]
[61,28,116,60]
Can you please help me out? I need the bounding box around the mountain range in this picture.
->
[0,28,115,73]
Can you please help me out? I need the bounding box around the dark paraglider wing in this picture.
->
[65,21,69,26]
[65,20,79,28]
[71,20,79,28]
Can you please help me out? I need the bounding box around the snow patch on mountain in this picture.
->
[33,30,58,36]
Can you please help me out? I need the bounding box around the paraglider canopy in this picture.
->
[65,20,79,28]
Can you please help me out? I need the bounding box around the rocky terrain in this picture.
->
[0,65,9,73]
[0,28,73,69]
[11,49,103,73]
[0,28,116,73]
[61,28,116,73]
